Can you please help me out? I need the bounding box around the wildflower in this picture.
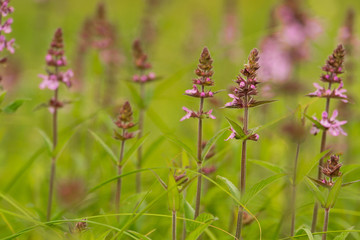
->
[113,101,137,140]
[307,82,348,102]
[322,155,342,178]
[225,49,261,109]
[131,39,157,84]
[310,110,347,137]
[181,47,216,219]
[39,28,73,94]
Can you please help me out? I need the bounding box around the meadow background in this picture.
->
[1,0,360,239]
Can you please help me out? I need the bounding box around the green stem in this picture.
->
[322,208,330,240]
[290,143,301,236]
[194,86,204,219]
[235,93,249,240]
[311,83,332,232]
[115,129,126,221]
[46,87,58,221]
[136,83,145,193]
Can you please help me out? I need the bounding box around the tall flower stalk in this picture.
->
[180,47,216,219]
[113,101,137,220]
[132,39,157,193]
[307,45,347,231]
[225,49,265,239]
[39,28,73,221]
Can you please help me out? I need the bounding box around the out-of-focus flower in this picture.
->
[310,110,347,136]
[38,28,73,114]
[113,101,137,140]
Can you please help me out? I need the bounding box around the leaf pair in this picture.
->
[0,91,29,114]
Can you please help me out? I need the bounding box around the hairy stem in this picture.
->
[290,143,301,236]
[322,208,330,240]
[136,83,145,193]
[235,93,249,240]
[115,129,126,221]
[172,210,177,240]
[194,86,204,219]
[46,88,58,221]
[312,83,332,232]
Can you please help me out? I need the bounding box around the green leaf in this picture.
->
[342,179,360,187]
[334,227,354,240]
[326,176,343,208]
[225,117,246,139]
[305,177,325,206]
[201,128,227,161]
[305,114,326,130]
[3,98,30,114]
[184,200,195,232]
[248,159,285,174]
[296,149,331,184]
[89,130,118,164]
[186,213,215,240]
[242,173,285,205]
[187,213,214,232]
[164,134,197,162]
[216,175,240,201]
[126,82,144,109]
[295,225,314,240]
[248,100,277,108]
[127,230,152,240]
[121,132,149,167]
[167,170,180,211]
[0,91,6,105]
[37,129,53,155]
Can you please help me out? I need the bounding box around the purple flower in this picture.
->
[180,107,197,121]
[39,74,59,90]
[205,109,216,119]
[225,127,236,141]
[311,110,347,136]
[308,81,348,103]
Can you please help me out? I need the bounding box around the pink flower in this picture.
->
[60,69,73,88]
[0,0,14,17]
[225,127,236,141]
[307,82,348,102]
[185,85,198,95]
[0,18,12,33]
[148,72,156,80]
[205,109,216,119]
[132,74,140,82]
[311,110,347,136]
[180,107,197,121]
[39,74,59,90]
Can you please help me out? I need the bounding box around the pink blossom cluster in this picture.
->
[0,0,15,54]
[310,110,347,137]
[185,85,214,98]
[258,1,322,85]
[308,82,348,102]
[132,40,157,84]
[180,47,216,122]
[180,107,215,121]
[38,28,73,114]
[132,72,156,83]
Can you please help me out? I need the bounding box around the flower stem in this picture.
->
[172,210,177,240]
[136,83,145,193]
[322,208,330,240]
[116,130,126,221]
[46,88,58,221]
[290,142,301,236]
[235,93,249,240]
[312,83,332,232]
[194,86,204,219]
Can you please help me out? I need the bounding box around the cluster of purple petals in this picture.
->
[310,110,347,136]
[0,0,15,54]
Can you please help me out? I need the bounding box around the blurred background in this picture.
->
[1,0,360,239]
